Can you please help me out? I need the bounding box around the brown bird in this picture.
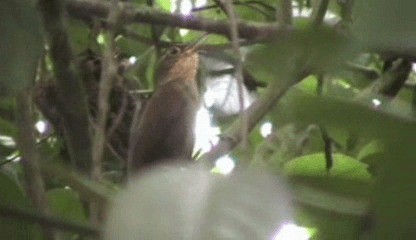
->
[128,43,201,172]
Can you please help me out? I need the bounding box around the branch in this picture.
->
[316,75,334,171]
[65,0,285,40]
[193,0,275,18]
[345,63,380,80]
[413,86,416,118]
[212,0,229,16]
[0,205,100,237]
[38,0,92,172]
[223,1,248,149]
[379,59,412,97]
[146,0,162,55]
[356,59,412,100]
[15,90,56,239]
[201,70,309,162]
[90,0,121,224]
[65,0,416,61]
[311,0,329,26]
[277,0,292,25]
[338,0,354,24]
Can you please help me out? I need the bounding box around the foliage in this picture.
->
[1,0,416,239]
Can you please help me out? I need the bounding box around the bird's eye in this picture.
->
[167,46,181,56]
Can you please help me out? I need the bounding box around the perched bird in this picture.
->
[128,43,201,172]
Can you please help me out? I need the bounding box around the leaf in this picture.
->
[372,133,416,239]
[117,25,153,56]
[0,171,42,240]
[353,0,416,53]
[0,0,43,96]
[245,26,355,84]
[356,140,384,173]
[0,118,18,138]
[297,205,363,240]
[46,188,87,239]
[283,153,372,182]
[105,166,293,240]
[67,19,93,54]
[270,92,416,239]
[46,188,87,223]
[295,75,318,95]
[155,0,171,11]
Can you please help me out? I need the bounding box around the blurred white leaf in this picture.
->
[105,165,293,240]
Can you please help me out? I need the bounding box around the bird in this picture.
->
[128,42,201,173]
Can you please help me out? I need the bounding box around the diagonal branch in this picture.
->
[356,59,412,100]
[223,1,248,149]
[201,70,309,163]
[311,0,330,26]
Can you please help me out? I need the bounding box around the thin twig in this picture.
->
[277,0,292,25]
[200,0,283,18]
[412,85,416,118]
[223,1,248,149]
[311,0,329,26]
[320,127,333,171]
[355,59,412,100]
[15,90,56,239]
[316,75,334,171]
[146,0,162,56]
[107,90,128,140]
[345,63,380,80]
[202,70,309,163]
[338,0,354,24]
[212,0,229,16]
[64,0,416,60]
[90,0,120,224]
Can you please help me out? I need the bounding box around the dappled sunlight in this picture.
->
[273,223,312,240]
[194,107,220,154]
[214,155,235,175]
[35,120,47,134]
[171,0,207,35]
[260,121,273,138]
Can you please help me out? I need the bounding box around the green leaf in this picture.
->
[46,188,87,223]
[290,178,371,239]
[294,75,318,95]
[155,0,171,11]
[372,133,416,239]
[0,171,29,208]
[117,25,153,56]
[0,118,18,138]
[353,0,416,53]
[68,19,93,54]
[0,0,43,96]
[356,140,384,174]
[0,171,42,240]
[245,26,355,84]
[284,153,372,182]
[297,205,363,240]
[269,92,416,238]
